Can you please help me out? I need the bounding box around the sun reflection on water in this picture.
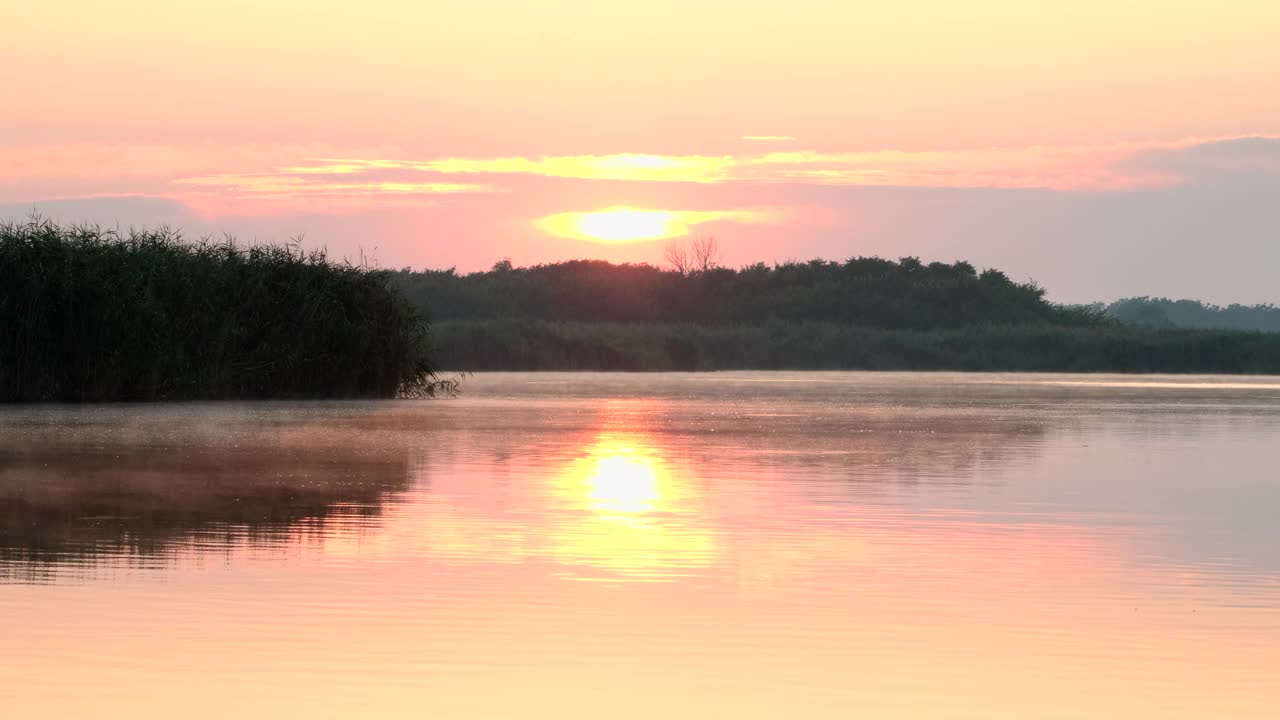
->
[550,433,716,580]
[580,442,662,514]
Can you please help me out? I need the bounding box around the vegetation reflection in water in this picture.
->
[3,377,1280,719]
[0,409,415,582]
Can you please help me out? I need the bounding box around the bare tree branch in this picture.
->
[664,240,690,275]
[691,235,720,272]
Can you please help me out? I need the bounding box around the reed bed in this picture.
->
[0,218,437,401]
[432,318,1280,373]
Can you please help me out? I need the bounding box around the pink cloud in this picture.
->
[4,135,1278,218]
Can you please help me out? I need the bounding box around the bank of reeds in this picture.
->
[0,218,438,401]
[432,319,1280,373]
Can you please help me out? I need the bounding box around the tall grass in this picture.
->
[0,218,437,401]
[432,319,1280,373]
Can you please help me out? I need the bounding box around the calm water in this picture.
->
[2,372,1279,718]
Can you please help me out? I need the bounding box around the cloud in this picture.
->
[736,137,1277,190]
[1119,137,1280,188]
[0,142,397,185]
[205,135,1280,198]
[312,154,736,183]
[0,195,195,228]
[0,142,414,213]
[4,135,1278,221]
[172,173,496,216]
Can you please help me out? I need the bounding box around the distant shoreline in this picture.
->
[398,258,1280,376]
[429,319,1280,375]
[8,222,1280,405]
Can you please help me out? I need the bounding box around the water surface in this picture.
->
[2,372,1279,718]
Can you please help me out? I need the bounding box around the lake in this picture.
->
[2,372,1279,718]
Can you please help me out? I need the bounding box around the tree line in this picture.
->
[390,256,1101,330]
[1099,297,1280,333]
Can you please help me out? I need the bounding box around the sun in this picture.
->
[538,206,688,243]
[576,208,680,243]
[537,205,773,243]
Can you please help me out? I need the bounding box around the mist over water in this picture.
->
[2,373,1278,718]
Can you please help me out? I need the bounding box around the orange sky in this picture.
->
[4,1,1280,302]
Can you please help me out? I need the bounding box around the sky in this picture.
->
[4,0,1280,303]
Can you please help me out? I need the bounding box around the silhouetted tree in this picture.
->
[664,240,691,275]
[691,236,720,272]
